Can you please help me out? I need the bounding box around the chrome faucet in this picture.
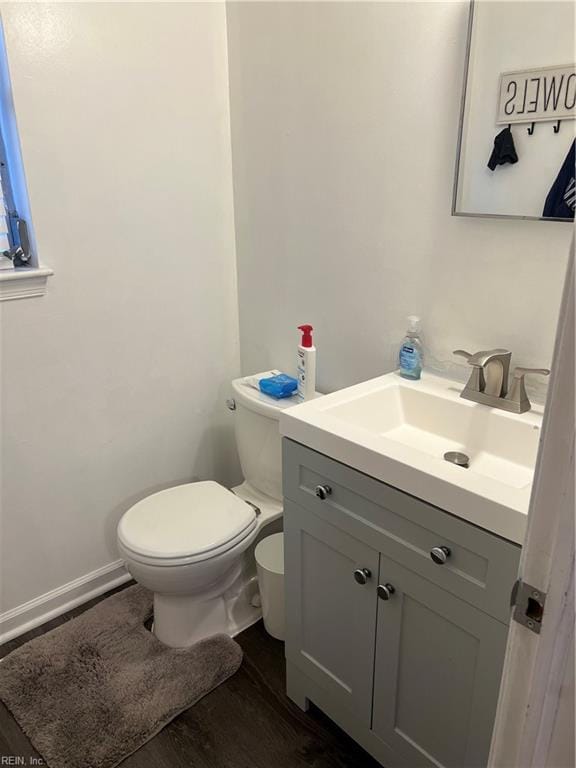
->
[454,349,549,413]
[454,349,511,397]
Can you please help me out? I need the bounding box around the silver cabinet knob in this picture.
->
[377,583,395,600]
[353,568,371,585]
[315,484,332,500]
[225,398,236,411]
[430,546,451,565]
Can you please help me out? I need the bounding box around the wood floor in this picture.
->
[0,585,380,768]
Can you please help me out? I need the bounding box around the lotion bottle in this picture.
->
[297,324,316,401]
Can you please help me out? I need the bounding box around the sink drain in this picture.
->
[444,451,470,468]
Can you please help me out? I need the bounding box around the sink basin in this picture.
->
[325,381,539,489]
[280,372,544,543]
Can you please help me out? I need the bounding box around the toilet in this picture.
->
[117,373,294,648]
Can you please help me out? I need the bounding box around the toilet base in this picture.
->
[153,571,262,647]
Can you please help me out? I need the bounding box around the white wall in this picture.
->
[457,0,576,218]
[0,3,241,617]
[227,1,572,398]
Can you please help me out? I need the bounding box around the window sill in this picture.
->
[0,266,54,301]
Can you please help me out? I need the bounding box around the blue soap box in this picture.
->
[259,373,298,399]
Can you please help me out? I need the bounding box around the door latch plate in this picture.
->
[511,579,546,634]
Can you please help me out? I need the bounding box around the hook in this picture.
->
[527,122,535,135]
[553,120,561,133]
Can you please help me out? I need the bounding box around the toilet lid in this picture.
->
[117,481,256,560]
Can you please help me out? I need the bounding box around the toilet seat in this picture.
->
[117,481,257,567]
[118,521,258,568]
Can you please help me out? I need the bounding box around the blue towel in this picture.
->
[543,140,575,219]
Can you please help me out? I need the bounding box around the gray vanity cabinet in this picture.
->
[283,500,379,723]
[283,438,521,768]
[371,555,509,768]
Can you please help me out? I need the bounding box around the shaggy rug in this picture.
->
[0,585,243,768]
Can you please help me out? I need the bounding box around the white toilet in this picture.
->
[117,373,294,648]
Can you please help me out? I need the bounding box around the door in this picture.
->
[284,499,379,723]
[372,555,509,768]
[489,243,575,768]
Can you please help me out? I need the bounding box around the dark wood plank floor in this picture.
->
[0,584,380,768]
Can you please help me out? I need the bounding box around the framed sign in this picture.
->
[497,64,576,125]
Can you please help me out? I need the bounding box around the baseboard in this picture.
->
[0,559,131,645]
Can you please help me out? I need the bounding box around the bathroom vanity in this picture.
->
[280,372,540,768]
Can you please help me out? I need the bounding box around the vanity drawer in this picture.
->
[283,439,520,623]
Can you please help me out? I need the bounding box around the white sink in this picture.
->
[326,380,539,489]
[280,372,544,543]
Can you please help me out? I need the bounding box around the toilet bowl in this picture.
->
[117,373,295,648]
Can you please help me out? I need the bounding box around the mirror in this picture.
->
[453,0,575,221]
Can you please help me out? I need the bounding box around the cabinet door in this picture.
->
[284,499,379,723]
[372,556,509,768]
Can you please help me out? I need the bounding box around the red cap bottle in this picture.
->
[297,324,316,401]
[298,324,314,348]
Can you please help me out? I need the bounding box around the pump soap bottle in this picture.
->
[297,324,316,401]
[399,316,423,380]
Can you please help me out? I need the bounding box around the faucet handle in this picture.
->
[512,366,551,379]
[453,349,474,362]
[507,367,551,413]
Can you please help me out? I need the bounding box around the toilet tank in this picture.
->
[231,375,298,501]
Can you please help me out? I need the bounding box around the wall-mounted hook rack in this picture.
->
[527,122,535,135]
[553,120,561,133]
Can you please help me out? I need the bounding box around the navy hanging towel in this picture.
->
[487,127,518,171]
[543,140,575,219]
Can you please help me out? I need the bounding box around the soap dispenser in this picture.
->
[399,316,423,380]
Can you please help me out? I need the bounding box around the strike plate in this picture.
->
[511,579,546,634]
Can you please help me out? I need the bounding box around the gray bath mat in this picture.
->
[0,585,243,768]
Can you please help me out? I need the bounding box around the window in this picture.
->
[0,20,51,300]
[0,130,12,253]
[0,117,32,267]
[0,135,29,262]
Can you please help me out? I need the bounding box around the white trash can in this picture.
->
[255,533,285,640]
